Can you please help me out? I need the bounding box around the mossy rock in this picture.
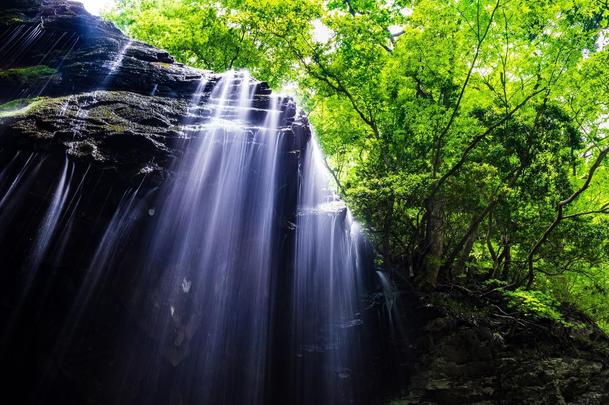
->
[0,97,48,118]
[0,16,25,26]
[151,61,173,69]
[0,65,58,82]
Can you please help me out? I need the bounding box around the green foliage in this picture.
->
[502,289,564,323]
[482,279,508,289]
[104,0,609,332]
[502,288,592,331]
[105,0,321,86]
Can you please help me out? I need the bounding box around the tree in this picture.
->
[105,0,609,328]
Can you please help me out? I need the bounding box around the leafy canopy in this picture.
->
[106,0,609,331]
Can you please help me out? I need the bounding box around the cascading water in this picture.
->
[109,71,291,404]
[0,69,378,404]
[290,138,372,404]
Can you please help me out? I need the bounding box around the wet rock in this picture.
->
[0,0,282,107]
[391,291,609,405]
[0,92,191,183]
[0,0,311,186]
[0,3,314,405]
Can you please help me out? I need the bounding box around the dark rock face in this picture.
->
[1,0,206,99]
[390,290,609,405]
[0,2,318,404]
[0,0,303,197]
[1,92,190,182]
[0,0,303,184]
[4,0,42,8]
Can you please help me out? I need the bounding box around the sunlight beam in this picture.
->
[79,0,115,16]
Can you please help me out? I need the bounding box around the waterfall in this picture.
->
[28,156,71,271]
[291,138,370,404]
[0,71,376,405]
[376,270,406,341]
[110,71,288,404]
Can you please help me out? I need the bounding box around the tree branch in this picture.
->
[526,146,609,288]
[428,86,546,201]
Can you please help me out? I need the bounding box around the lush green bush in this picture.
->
[502,289,564,322]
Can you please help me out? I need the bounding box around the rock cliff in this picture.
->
[387,288,609,404]
[1,0,304,184]
[0,2,313,404]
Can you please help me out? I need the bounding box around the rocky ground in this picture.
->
[388,285,609,404]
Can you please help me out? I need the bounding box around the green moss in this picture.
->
[0,65,57,82]
[151,61,173,69]
[107,123,130,132]
[0,98,29,112]
[0,97,47,118]
[0,16,24,25]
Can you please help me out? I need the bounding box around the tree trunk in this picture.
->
[500,235,511,280]
[420,200,444,288]
[455,227,477,278]
[382,195,395,269]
